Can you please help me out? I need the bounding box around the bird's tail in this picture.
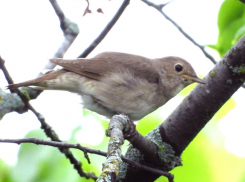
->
[7,79,43,90]
[7,69,67,90]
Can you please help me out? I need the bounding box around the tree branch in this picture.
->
[0,56,95,180]
[96,114,174,182]
[161,34,245,154]
[0,137,173,181]
[97,115,126,182]
[141,0,245,88]
[141,0,216,64]
[37,0,80,77]
[120,33,245,182]
[119,126,179,182]
[0,87,25,119]
[1,0,130,179]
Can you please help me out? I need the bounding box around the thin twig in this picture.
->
[49,0,65,22]
[1,0,130,179]
[141,0,245,89]
[0,56,96,180]
[0,56,28,112]
[78,0,130,58]
[0,138,174,182]
[141,0,216,64]
[16,1,92,179]
[37,0,80,77]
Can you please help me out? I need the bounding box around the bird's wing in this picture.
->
[50,58,104,80]
[50,52,159,83]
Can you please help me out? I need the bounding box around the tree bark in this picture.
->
[119,34,245,182]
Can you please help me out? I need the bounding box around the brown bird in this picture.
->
[7,52,205,121]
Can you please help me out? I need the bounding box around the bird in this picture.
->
[7,52,205,121]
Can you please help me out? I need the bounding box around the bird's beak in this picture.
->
[181,74,206,84]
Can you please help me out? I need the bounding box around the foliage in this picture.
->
[209,0,245,57]
[0,159,12,182]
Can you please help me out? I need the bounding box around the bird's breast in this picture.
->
[82,71,166,120]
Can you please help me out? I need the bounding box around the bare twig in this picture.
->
[0,137,174,182]
[78,0,130,58]
[1,0,129,179]
[24,1,92,179]
[141,0,245,89]
[0,56,95,180]
[141,0,216,64]
[49,0,65,22]
[0,56,28,112]
[37,0,79,77]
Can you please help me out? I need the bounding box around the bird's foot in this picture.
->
[121,115,137,140]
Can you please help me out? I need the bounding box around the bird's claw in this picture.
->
[123,117,137,140]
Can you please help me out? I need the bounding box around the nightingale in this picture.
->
[7,52,205,121]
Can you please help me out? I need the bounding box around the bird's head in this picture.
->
[156,56,205,97]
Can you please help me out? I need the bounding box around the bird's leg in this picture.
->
[120,114,138,140]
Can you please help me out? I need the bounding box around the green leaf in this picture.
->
[216,18,245,57]
[0,159,12,182]
[217,0,245,32]
[212,0,245,57]
[206,44,218,51]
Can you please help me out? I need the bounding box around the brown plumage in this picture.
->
[7,52,205,120]
[49,52,160,83]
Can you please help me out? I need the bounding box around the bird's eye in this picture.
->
[175,64,183,72]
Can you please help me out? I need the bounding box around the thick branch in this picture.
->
[120,29,245,182]
[97,115,173,182]
[119,126,178,182]
[141,0,245,90]
[97,115,126,182]
[161,35,245,155]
